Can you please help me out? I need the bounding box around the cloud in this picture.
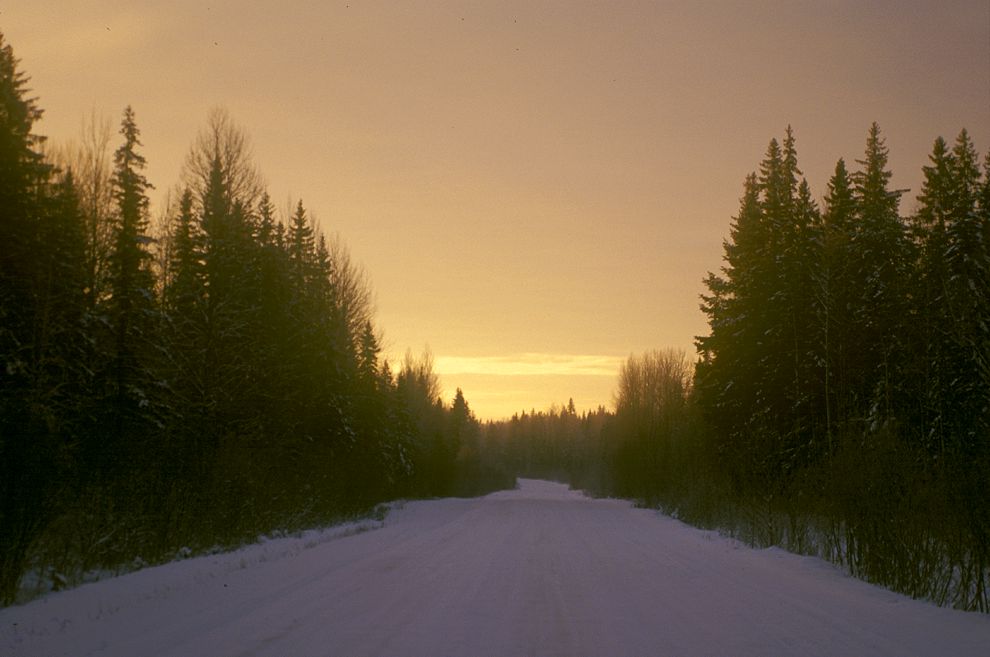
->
[434,353,624,378]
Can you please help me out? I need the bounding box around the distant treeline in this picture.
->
[479,124,990,611]
[0,32,509,605]
[4,23,989,614]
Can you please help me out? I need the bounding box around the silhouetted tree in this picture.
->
[819,158,857,446]
[850,123,911,425]
[0,31,87,603]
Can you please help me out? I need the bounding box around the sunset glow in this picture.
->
[4,0,990,638]
[429,354,626,418]
[435,354,625,378]
[4,1,988,420]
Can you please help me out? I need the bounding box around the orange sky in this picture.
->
[5,1,989,419]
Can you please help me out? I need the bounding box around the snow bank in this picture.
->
[2,479,988,656]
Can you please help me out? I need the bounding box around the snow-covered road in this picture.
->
[3,479,988,656]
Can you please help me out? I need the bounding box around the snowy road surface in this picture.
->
[3,479,988,657]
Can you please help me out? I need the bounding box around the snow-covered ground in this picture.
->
[2,479,988,657]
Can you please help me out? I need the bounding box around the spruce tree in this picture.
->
[755,131,824,469]
[697,173,770,486]
[820,159,857,443]
[850,123,910,426]
[913,136,957,451]
[197,152,263,461]
[256,191,277,249]
[165,188,204,314]
[104,105,160,489]
[786,178,825,457]
[287,199,316,290]
[944,131,989,451]
[976,150,990,396]
[0,33,91,603]
[915,130,990,454]
[755,136,794,437]
[358,321,381,383]
[0,30,50,374]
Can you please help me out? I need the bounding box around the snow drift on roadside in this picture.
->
[2,479,988,657]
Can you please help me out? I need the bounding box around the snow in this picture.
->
[2,479,988,657]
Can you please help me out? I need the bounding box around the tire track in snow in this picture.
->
[2,479,989,656]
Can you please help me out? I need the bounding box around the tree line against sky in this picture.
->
[2,25,989,612]
[0,32,508,604]
[479,122,990,611]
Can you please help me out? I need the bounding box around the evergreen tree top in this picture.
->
[257,191,277,246]
[782,125,802,196]
[950,129,981,212]
[112,105,153,216]
[854,122,901,217]
[823,159,856,232]
[917,136,954,227]
[0,32,49,186]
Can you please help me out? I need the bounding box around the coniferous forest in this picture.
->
[0,33,509,604]
[479,124,990,611]
[2,28,989,613]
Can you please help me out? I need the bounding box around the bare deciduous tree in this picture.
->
[614,348,690,420]
[326,231,375,341]
[49,110,116,305]
[181,107,263,211]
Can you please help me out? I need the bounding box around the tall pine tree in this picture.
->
[0,32,87,603]
[819,158,857,444]
[102,105,161,493]
[850,123,910,428]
